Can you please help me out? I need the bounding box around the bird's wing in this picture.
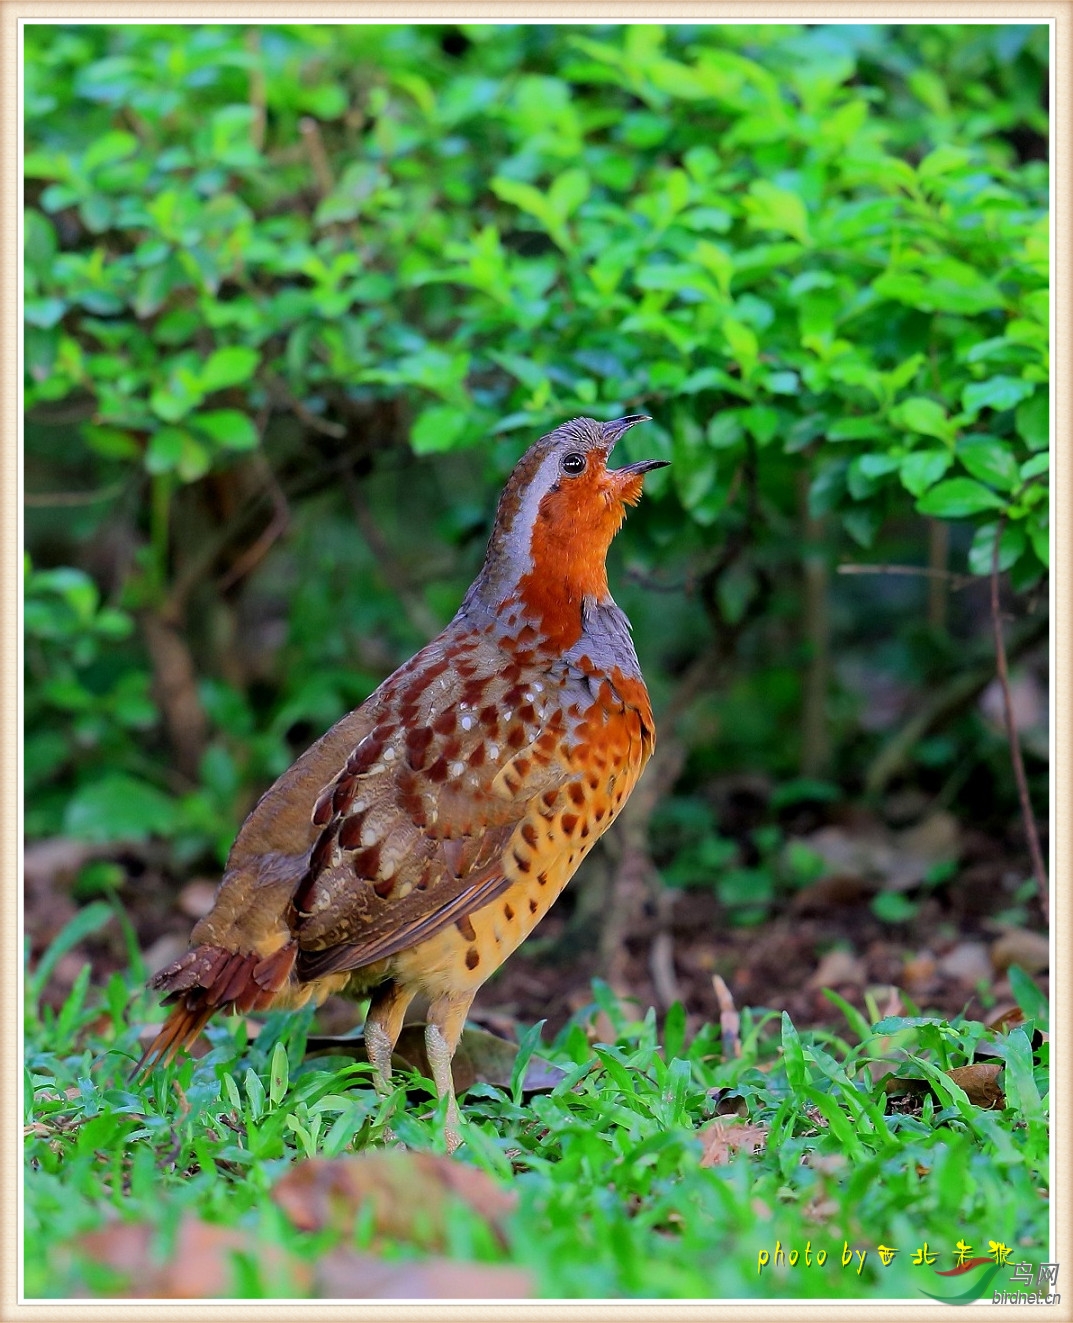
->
[284,630,578,976]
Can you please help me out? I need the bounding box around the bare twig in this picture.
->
[246,29,266,151]
[800,474,830,776]
[927,519,950,630]
[837,562,974,591]
[989,517,1049,920]
[216,454,291,593]
[299,116,335,197]
[711,975,741,1060]
[864,613,1048,793]
[265,374,347,438]
[342,470,442,639]
[649,931,681,1012]
[140,611,207,780]
[25,481,126,507]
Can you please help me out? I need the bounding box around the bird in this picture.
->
[139,414,668,1150]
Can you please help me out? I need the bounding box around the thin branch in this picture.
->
[299,116,335,197]
[989,517,1049,919]
[246,29,267,151]
[342,469,442,640]
[216,453,291,593]
[837,562,975,590]
[25,481,127,507]
[864,612,1048,794]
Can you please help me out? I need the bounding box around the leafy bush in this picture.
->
[24,22,1049,847]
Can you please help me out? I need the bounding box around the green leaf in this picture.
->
[900,449,952,498]
[961,375,1035,418]
[269,1041,290,1107]
[672,428,718,512]
[82,424,140,459]
[967,521,1026,576]
[827,417,887,442]
[743,180,811,245]
[64,774,177,843]
[780,1013,807,1091]
[548,167,590,220]
[410,404,468,455]
[199,345,260,392]
[1027,511,1049,567]
[721,316,758,379]
[894,396,954,443]
[82,130,139,173]
[956,436,1020,491]
[1001,1027,1044,1123]
[192,409,258,451]
[145,426,211,481]
[29,902,116,1004]
[1015,392,1049,451]
[24,297,66,329]
[917,144,971,180]
[740,405,778,447]
[1008,965,1049,1030]
[706,412,743,449]
[1020,453,1050,482]
[916,478,1008,518]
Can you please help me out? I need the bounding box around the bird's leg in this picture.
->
[363,982,415,1141]
[424,991,475,1153]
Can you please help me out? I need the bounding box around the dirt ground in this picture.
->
[26,793,1048,1054]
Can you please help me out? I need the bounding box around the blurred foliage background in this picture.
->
[23,22,1049,1027]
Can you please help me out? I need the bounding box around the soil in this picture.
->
[25,806,1048,1055]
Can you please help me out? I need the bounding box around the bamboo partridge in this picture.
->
[141,414,667,1149]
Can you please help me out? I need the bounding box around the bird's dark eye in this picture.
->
[561,451,586,476]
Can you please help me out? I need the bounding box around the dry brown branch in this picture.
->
[299,116,335,197]
[864,612,1048,794]
[989,518,1049,920]
[216,455,291,593]
[837,562,975,590]
[649,924,681,1012]
[246,30,266,151]
[342,470,442,640]
[927,518,950,630]
[141,612,207,780]
[711,974,742,1059]
[24,481,127,507]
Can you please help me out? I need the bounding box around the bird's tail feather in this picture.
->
[134,942,297,1076]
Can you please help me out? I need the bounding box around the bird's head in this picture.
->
[470,415,667,642]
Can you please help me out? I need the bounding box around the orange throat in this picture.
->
[515,472,638,648]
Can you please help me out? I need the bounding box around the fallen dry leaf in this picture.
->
[76,1216,312,1297]
[987,1002,1025,1033]
[936,941,992,986]
[699,1119,768,1167]
[946,1062,1005,1110]
[271,1152,516,1249]
[314,1249,531,1298]
[791,874,869,913]
[797,810,960,895]
[990,928,1049,975]
[72,1213,527,1300]
[305,1022,565,1094]
[807,949,866,989]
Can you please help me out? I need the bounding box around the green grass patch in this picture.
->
[25,921,1049,1299]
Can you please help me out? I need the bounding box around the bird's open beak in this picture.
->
[601,415,670,478]
[613,458,670,476]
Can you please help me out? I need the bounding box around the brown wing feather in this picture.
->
[278,635,572,978]
[294,858,515,981]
